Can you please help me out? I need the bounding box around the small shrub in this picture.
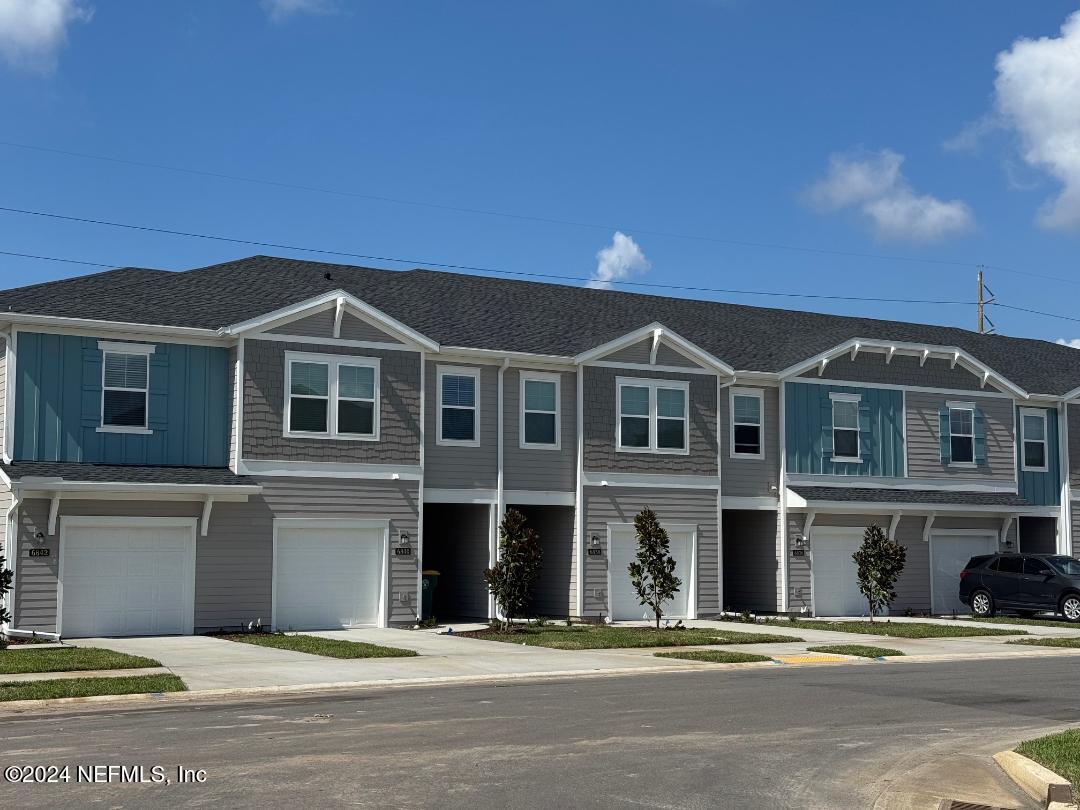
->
[484,509,543,632]
[627,507,682,630]
[0,554,12,650]
[852,524,907,621]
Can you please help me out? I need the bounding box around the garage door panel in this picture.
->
[609,528,693,621]
[812,535,868,617]
[275,525,385,630]
[61,521,195,638]
[932,534,997,615]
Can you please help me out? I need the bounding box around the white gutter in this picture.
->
[0,312,225,341]
[12,481,262,496]
[779,380,789,614]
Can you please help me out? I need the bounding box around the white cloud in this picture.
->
[588,231,650,290]
[0,0,91,73]
[261,0,335,22]
[804,148,975,242]
[993,11,1080,231]
[942,115,1000,154]
[1057,338,1080,349]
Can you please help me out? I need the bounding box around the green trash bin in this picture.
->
[421,570,440,620]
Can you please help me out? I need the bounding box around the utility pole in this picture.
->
[977,267,996,334]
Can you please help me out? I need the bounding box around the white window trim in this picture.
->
[615,376,690,456]
[729,387,764,459]
[1019,406,1049,473]
[283,350,380,442]
[437,365,481,447]
[946,401,976,468]
[98,342,154,435]
[519,371,561,450]
[829,391,861,463]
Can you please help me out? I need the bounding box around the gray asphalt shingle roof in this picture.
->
[789,486,1033,508]
[1,255,1078,394]
[1,461,254,487]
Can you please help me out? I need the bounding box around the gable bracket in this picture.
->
[920,348,930,367]
[817,357,829,377]
[649,328,662,365]
[887,513,901,543]
[951,352,960,369]
[332,297,345,339]
[201,496,214,538]
[921,513,936,543]
[885,345,896,364]
[47,491,61,535]
[850,342,860,361]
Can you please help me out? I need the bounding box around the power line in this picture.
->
[0,249,114,268]
[4,139,1074,286]
[988,302,1080,325]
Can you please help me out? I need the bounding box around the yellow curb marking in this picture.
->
[774,654,849,664]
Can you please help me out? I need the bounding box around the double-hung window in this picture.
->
[1020,408,1048,471]
[617,378,688,454]
[520,373,559,449]
[830,393,861,462]
[438,366,480,446]
[948,404,975,465]
[99,341,154,433]
[285,352,379,440]
[731,388,763,458]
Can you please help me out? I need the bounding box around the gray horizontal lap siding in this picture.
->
[803,353,998,392]
[583,366,717,476]
[243,339,421,464]
[12,478,420,635]
[719,386,780,497]
[424,361,499,489]
[583,486,719,618]
[267,310,405,344]
[503,368,576,492]
[1069,405,1080,488]
[905,392,1015,481]
[1073,502,1080,557]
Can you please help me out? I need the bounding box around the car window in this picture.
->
[1047,556,1080,576]
[1023,558,1050,575]
[997,556,1023,574]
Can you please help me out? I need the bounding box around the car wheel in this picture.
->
[971,590,995,618]
[1060,594,1080,623]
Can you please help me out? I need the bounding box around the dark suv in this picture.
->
[959,553,1080,621]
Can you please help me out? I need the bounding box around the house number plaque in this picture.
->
[29,548,50,557]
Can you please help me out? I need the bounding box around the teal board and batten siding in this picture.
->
[13,332,230,467]
[1016,406,1060,506]
[784,383,904,477]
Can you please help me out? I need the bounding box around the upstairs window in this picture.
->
[949,405,975,464]
[1020,408,1048,472]
[438,366,480,446]
[731,388,763,458]
[617,378,688,454]
[99,342,153,432]
[521,373,559,449]
[285,352,379,440]
[830,393,861,462]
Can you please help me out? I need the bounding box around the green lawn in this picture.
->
[968,616,1080,630]
[1006,637,1080,648]
[1016,729,1080,788]
[727,618,1024,639]
[654,650,773,664]
[806,644,904,658]
[218,633,417,659]
[458,625,799,649]
[0,674,186,702]
[0,647,162,675]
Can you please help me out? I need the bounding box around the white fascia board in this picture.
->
[14,481,262,496]
[502,489,576,506]
[783,490,1052,516]
[0,313,228,344]
[721,496,779,510]
[423,488,498,504]
[784,474,1018,493]
[775,337,1029,399]
[581,471,721,489]
[573,321,735,376]
[224,289,440,352]
[239,459,422,480]
[438,346,575,368]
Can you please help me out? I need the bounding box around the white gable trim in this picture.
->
[224,289,439,352]
[573,322,734,376]
[776,338,1028,399]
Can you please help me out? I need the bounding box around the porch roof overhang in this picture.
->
[783,485,1054,516]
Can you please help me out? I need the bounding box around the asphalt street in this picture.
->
[2,657,1077,809]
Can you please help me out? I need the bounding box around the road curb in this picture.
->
[993,750,1074,807]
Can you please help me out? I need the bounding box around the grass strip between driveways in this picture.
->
[654,650,773,664]
[1006,636,1080,648]
[967,616,1080,630]
[725,618,1024,639]
[457,625,798,649]
[0,674,186,702]
[1016,729,1080,788]
[0,647,162,675]
[806,644,904,658]
[217,633,417,659]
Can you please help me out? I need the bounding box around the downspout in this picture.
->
[492,358,510,619]
[779,379,789,614]
[575,363,585,619]
[2,488,22,634]
[715,376,735,617]
[1058,401,1071,556]
[416,353,426,622]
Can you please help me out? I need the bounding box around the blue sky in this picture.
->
[1,1,1079,343]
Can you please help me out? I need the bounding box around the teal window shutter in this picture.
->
[939,406,951,464]
[820,395,834,469]
[858,401,873,464]
[973,407,987,466]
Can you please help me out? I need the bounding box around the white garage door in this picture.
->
[60,518,195,638]
[812,533,868,617]
[932,533,998,615]
[274,522,386,630]
[609,526,694,621]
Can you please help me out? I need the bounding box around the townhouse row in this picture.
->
[0,255,1077,638]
